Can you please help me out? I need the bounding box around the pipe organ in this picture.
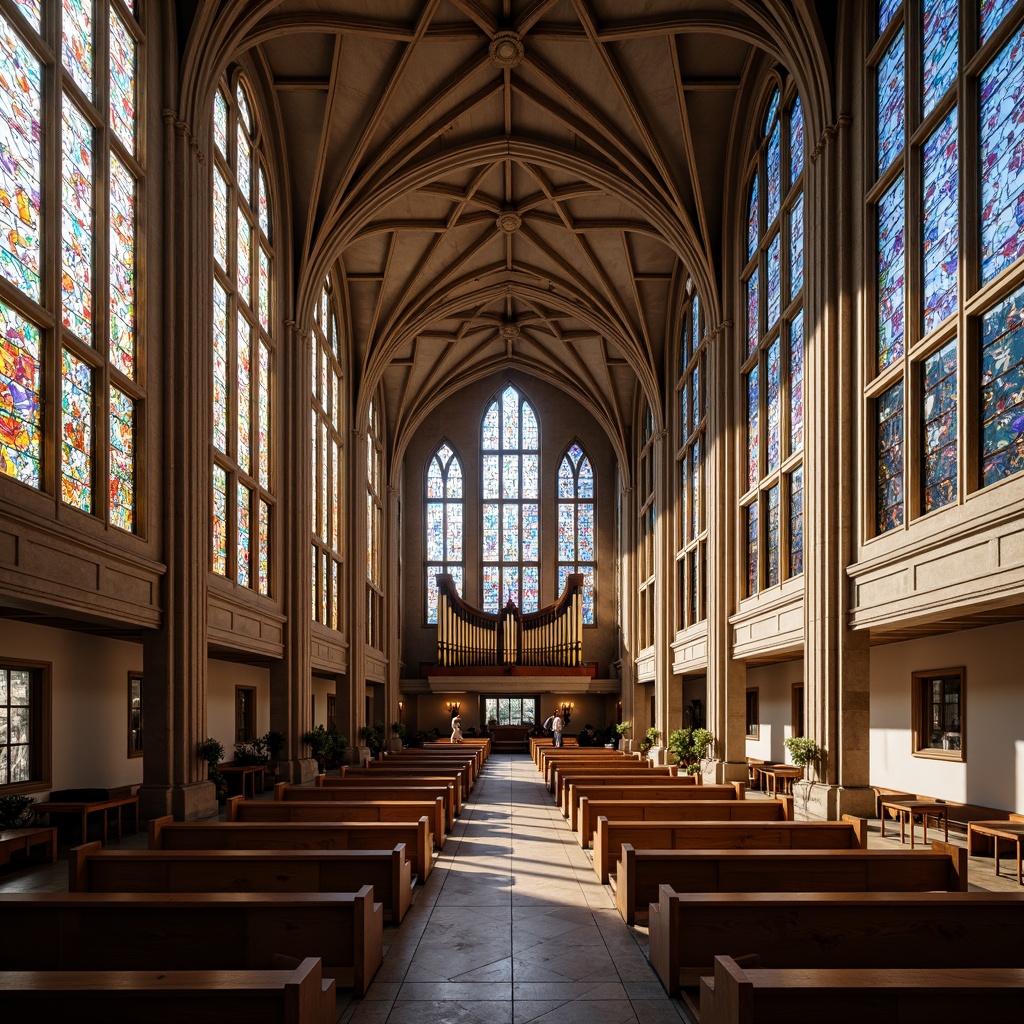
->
[436,573,584,667]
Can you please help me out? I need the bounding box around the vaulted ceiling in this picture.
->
[197,1,809,461]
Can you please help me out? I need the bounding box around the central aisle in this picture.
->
[344,753,687,1024]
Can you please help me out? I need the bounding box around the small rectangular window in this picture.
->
[0,661,51,792]
[912,668,964,761]
[745,688,760,740]
[128,672,143,757]
[791,682,804,738]
[235,685,256,744]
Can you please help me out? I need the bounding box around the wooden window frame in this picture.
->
[912,667,965,762]
[745,687,760,740]
[791,682,804,738]
[127,672,143,758]
[0,659,52,794]
[235,684,257,744]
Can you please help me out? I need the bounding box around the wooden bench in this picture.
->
[148,814,434,882]
[373,754,478,789]
[281,779,457,828]
[313,771,464,815]
[648,888,1024,995]
[699,955,1024,1024]
[69,840,415,925]
[349,761,474,796]
[576,796,791,848]
[421,738,491,760]
[227,794,446,849]
[614,840,967,925]
[568,779,739,833]
[0,827,57,867]
[968,813,1024,886]
[546,756,652,791]
[538,749,634,775]
[397,744,487,769]
[32,793,139,846]
[553,767,690,810]
[0,956,336,1024]
[566,777,741,820]
[382,749,483,777]
[0,888,383,996]
[595,815,867,885]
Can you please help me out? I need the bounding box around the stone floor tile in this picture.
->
[382,999,515,1024]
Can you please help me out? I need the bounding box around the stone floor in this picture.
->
[1,754,1019,1023]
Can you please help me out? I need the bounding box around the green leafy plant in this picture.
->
[615,721,631,737]
[359,721,386,758]
[233,735,269,766]
[639,726,661,753]
[262,730,286,762]
[667,727,714,773]
[302,725,347,773]
[390,721,407,739]
[197,737,227,800]
[784,736,821,768]
[0,794,35,829]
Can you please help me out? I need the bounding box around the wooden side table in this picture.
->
[967,820,1024,885]
[879,799,949,849]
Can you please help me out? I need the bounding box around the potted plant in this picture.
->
[667,727,714,774]
[233,734,269,766]
[359,722,386,760]
[0,794,35,830]
[784,736,822,779]
[613,720,631,751]
[639,726,661,757]
[196,737,227,801]
[302,725,346,773]
[389,721,407,752]
[262,730,286,780]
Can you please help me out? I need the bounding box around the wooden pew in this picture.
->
[531,736,588,762]
[553,767,689,808]
[69,840,415,925]
[148,814,433,882]
[227,794,446,849]
[0,888,382,996]
[280,780,457,829]
[545,755,648,790]
[313,770,464,815]
[538,748,632,774]
[375,753,478,788]
[348,761,473,797]
[576,796,792,848]
[614,839,968,925]
[648,888,1024,995]
[563,776,740,818]
[0,956,336,1024]
[595,815,866,884]
[699,955,1024,1024]
[421,738,490,760]
[568,778,723,832]
[387,745,486,770]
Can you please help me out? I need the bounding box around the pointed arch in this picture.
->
[424,439,464,625]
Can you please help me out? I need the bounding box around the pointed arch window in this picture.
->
[0,2,142,531]
[211,76,274,593]
[740,84,804,597]
[481,384,539,613]
[557,442,595,624]
[425,441,463,624]
[311,279,345,629]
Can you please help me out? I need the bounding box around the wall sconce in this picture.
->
[445,700,461,714]
[397,701,404,722]
[560,700,574,724]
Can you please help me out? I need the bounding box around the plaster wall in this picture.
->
[206,659,271,757]
[744,660,804,764]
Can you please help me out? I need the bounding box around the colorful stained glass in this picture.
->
[237,208,251,304]
[923,0,958,117]
[0,300,40,486]
[764,89,780,136]
[692,291,701,349]
[767,484,780,587]
[790,97,804,184]
[482,401,499,448]
[61,97,93,346]
[502,502,519,560]
[522,402,538,449]
[502,454,518,499]
[691,438,700,538]
[767,336,781,471]
[0,16,42,300]
[213,283,228,452]
[578,448,593,498]
[679,381,689,439]
[693,358,701,424]
[521,565,539,613]
[876,379,905,533]
[981,0,1020,44]
[790,310,804,454]
[879,0,901,37]
[448,501,463,560]
[259,499,269,595]
[12,2,41,29]
[557,502,574,561]
[523,504,538,561]
[790,192,804,300]
[237,313,251,473]
[258,245,270,330]
[502,386,519,449]
[981,282,1024,485]
[747,173,759,260]
[237,482,250,586]
[61,348,92,510]
[213,89,228,155]
[213,168,228,268]
[319,421,327,543]
[482,564,500,612]
[877,174,905,372]
[426,502,444,561]
[980,22,1024,284]
[258,339,270,487]
[767,233,781,328]
[679,317,689,373]
[747,269,759,356]
[311,545,317,617]
[767,121,781,226]
[482,502,498,561]
[746,501,758,596]
[877,27,905,177]
[922,338,958,511]
[109,386,133,531]
[258,164,270,238]
[236,116,252,205]
[61,0,93,95]
[747,367,759,490]
[109,6,136,153]
[789,466,803,576]
[578,502,594,559]
[109,153,135,378]
[330,438,339,547]
[922,109,958,333]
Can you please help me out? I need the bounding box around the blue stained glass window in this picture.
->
[922,338,958,511]
[680,317,690,372]
[790,192,804,300]
[679,381,689,438]
[922,109,958,333]
[923,0,958,116]
[747,269,759,356]
[878,174,906,372]
[879,0,901,37]
[767,122,782,226]
[767,484,781,587]
[693,360,701,424]
[747,174,759,260]
[981,0,1020,44]
[790,311,804,455]
[425,441,463,623]
[767,234,781,328]
[877,27,906,177]
[691,438,700,539]
[746,501,758,596]
[692,293,701,346]
[790,97,804,184]
[981,282,1024,485]
[764,89,780,135]
[767,337,781,472]
[876,379,905,533]
[747,367,759,490]
[789,466,803,577]
[980,21,1024,284]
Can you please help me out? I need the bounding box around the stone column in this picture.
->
[386,484,402,730]
[348,428,370,761]
[799,115,875,819]
[617,482,634,729]
[653,429,673,758]
[139,112,216,822]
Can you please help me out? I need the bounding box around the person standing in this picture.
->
[551,711,564,747]
[450,714,463,744]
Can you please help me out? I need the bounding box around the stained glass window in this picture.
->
[741,84,804,594]
[0,300,40,486]
[922,110,957,333]
[109,386,134,532]
[556,442,595,624]
[923,0,958,117]
[0,665,35,785]
[878,28,905,176]
[61,0,93,94]
[981,283,1024,486]
[877,175,905,372]
[876,381,904,533]
[481,384,539,613]
[921,338,958,511]
[425,441,463,624]
[61,348,91,511]
[789,466,803,577]
[212,74,274,594]
[981,0,1019,44]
